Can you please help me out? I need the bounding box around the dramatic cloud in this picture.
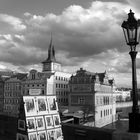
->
[0,0,140,86]
[0,14,26,31]
[22,1,129,59]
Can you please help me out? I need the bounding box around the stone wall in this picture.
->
[62,123,115,140]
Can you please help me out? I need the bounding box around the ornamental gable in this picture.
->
[27,69,45,80]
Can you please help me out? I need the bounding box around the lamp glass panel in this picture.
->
[123,28,129,45]
[137,27,140,43]
[128,28,136,44]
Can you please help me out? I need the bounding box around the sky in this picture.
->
[0,0,140,87]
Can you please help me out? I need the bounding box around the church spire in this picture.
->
[42,34,61,72]
[43,35,56,63]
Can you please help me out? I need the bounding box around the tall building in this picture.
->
[41,37,71,106]
[2,37,71,117]
[22,37,71,106]
[0,76,4,114]
[3,73,27,117]
[69,68,116,127]
[42,37,61,72]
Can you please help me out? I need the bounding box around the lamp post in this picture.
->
[121,9,140,133]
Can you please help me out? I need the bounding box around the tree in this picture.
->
[81,104,96,123]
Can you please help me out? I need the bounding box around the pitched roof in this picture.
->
[42,36,56,63]
[11,73,27,80]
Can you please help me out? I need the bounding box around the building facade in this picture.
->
[3,73,27,117]
[41,37,71,106]
[0,76,4,114]
[54,71,71,106]
[22,69,46,96]
[69,68,116,127]
[2,37,71,117]
[115,88,131,102]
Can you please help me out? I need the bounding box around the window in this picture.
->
[101,111,102,118]
[78,97,85,104]
[32,73,35,80]
[56,84,58,88]
[42,90,44,95]
[100,97,102,105]
[103,96,105,105]
[107,97,109,105]
[110,109,112,114]
[61,84,63,88]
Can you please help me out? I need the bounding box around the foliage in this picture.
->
[81,104,96,123]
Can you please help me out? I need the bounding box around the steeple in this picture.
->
[42,35,61,72]
[46,35,56,62]
[42,35,56,64]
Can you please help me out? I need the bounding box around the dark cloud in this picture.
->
[99,0,128,3]
[0,0,129,67]
[0,1,139,85]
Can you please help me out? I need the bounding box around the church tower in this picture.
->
[42,36,62,72]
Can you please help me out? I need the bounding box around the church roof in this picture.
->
[42,36,56,63]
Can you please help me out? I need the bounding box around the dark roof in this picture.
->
[108,79,114,86]
[11,73,27,80]
[0,70,14,76]
[42,37,56,63]
[97,72,106,83]
[75,68,95,77]
[71,68,113,85]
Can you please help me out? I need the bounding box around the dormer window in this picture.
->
[32,73,35,80]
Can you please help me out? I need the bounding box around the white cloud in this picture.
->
[0,1,140,86]
[0,14,26,31]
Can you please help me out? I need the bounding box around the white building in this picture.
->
[114,89,131,102]
[41,37,71,106]
[69,68,116,127]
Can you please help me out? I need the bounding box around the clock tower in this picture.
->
[42,36,62,72]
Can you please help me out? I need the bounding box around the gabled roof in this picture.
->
[71,68,113,85]
[96,72,106,83]
[11,73,27,80]
[75,68,95,77]
[42,36,56,63]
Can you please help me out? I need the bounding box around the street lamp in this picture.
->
[121,9,140,133]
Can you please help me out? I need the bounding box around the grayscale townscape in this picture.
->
[0,1,140,140]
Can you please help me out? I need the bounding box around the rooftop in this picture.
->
[103,119,129,132]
